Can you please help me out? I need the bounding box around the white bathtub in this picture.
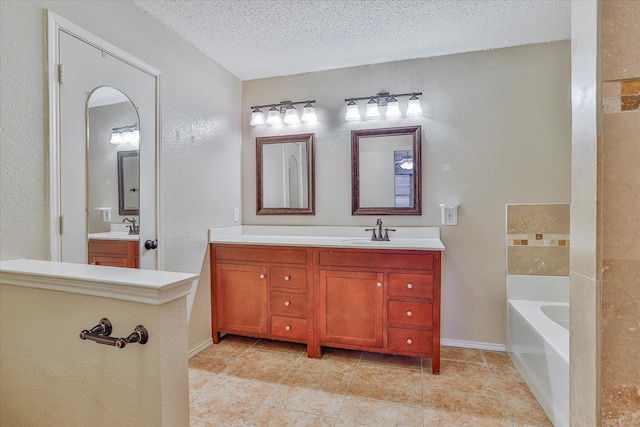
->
[507,275,569,427]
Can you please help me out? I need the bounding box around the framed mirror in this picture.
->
[256,133,315,215]
[352,126,421,215]
[117,150,140,215]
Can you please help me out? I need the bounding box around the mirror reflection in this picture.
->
[87,86,140,234]
[352,126,422,215]
[256,133,315,215]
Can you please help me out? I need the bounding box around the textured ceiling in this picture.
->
[133,0,570,81]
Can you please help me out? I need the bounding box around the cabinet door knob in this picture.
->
[260,274,266,279]
[406,338,413,345]
[376,282,382,287]
[406,311,413,317]
[285,325,291,331]
[284,275,290,281]
[407,283,413,289]
[284,301,290,306]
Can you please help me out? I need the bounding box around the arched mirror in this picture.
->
[87,87,140,263]
[352,126,422,215]
[256,133,315,215]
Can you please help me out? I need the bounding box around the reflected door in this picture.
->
[57,30,159,269]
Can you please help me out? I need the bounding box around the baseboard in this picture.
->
[188,338,213,359]
[441,338,507,352]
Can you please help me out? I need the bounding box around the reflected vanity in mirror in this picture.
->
[86,86,140,268]
[256,133,315,215]
[352,126,421,215]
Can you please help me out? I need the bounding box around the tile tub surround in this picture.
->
[506,204,570,276]
[189,335,551,426]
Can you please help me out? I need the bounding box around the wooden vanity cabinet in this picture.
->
[88,239,138,268]
[315,248,441,374]
[210,244,314,355]
[210,243,441,374]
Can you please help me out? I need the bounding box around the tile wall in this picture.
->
[506,204,570,276]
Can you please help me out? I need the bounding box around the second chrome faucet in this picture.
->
[365,219,396,241]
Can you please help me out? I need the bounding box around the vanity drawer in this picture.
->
[270,267,307,290]
[215,245,308,265]
[88,239,129,256]
[318,250,434,271]
[388,301,432,329]
[388,273,433,299]
[387,328,433,354]
[270,292,307,317]
[271,316,307,340]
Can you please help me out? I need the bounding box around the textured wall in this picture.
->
[0,1,242,353]
[242,41,572,346]
[507,204,570,276]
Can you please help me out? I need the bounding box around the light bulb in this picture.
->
[365,98,380,119]
[283,105,300,124]
[250,107,264,126]
[301,103,317,122]
[266,106,282,125]
[406,94,422,116]
[109,131,123,144]
[385,96,401,118]
[345,99,360,121]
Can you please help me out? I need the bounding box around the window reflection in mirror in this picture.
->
[87,87,140,234]
[352,126,421,215]
[256,133,315,215]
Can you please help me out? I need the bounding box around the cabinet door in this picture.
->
[318,270,383,348]
[216,264,267,335]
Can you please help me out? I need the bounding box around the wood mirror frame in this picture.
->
[351,125,422,215]
[256,133,315,215]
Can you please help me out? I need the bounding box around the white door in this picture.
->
[56,28,160,269]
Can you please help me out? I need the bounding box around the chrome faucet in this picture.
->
[365,219,396,241]
[122,217,139,235]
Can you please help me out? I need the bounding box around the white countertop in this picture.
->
[209,226,445,251]
[0,259,198,305]
[88,231,139,241]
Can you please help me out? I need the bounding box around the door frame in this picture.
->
[47,10,164,269]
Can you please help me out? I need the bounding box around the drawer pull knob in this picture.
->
[260,274,266,279]
[376,282,382,287]
[406,338,413,345]
[285,325,291,331]
[407,283,413,289]
[284,301,290,306]
[406,311,413,317]
[284,275,290,281]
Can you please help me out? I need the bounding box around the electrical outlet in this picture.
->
[233,208,240,222]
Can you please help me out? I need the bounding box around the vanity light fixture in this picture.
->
[343,92,423,120]
[109,124,139,145]
[249,99,316,126]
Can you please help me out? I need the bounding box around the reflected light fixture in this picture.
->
[109,124,139,145]
[345,99,360,120]
[365,97,380,119]
[343,91,422,120]
[249,99,316,126]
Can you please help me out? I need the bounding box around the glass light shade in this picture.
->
[385,97,401,117]
[283,106,300,124]
[250,108,265,126]
[109,131,124,144]
[266,106,283,125]
[122,129,137,144]
[301,103,317,122]
[406,95,422,116]
[345,100,360,121]
[131,129,140,145]
[399,158,413,170]
[365,98,380,119]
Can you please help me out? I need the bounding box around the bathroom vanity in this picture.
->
[209,226,444,374]
[88,232,139,268]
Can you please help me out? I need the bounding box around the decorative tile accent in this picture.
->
[603,78,640,113]
[507,233,570,247]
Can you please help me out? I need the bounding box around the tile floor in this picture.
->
[189,335,551,426]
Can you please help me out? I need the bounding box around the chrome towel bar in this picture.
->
[80,318,148,348]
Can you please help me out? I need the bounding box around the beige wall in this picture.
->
[242,41,572,346]
[571,0,640,425]
[0,1,243,354]
[0,283,188,426]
